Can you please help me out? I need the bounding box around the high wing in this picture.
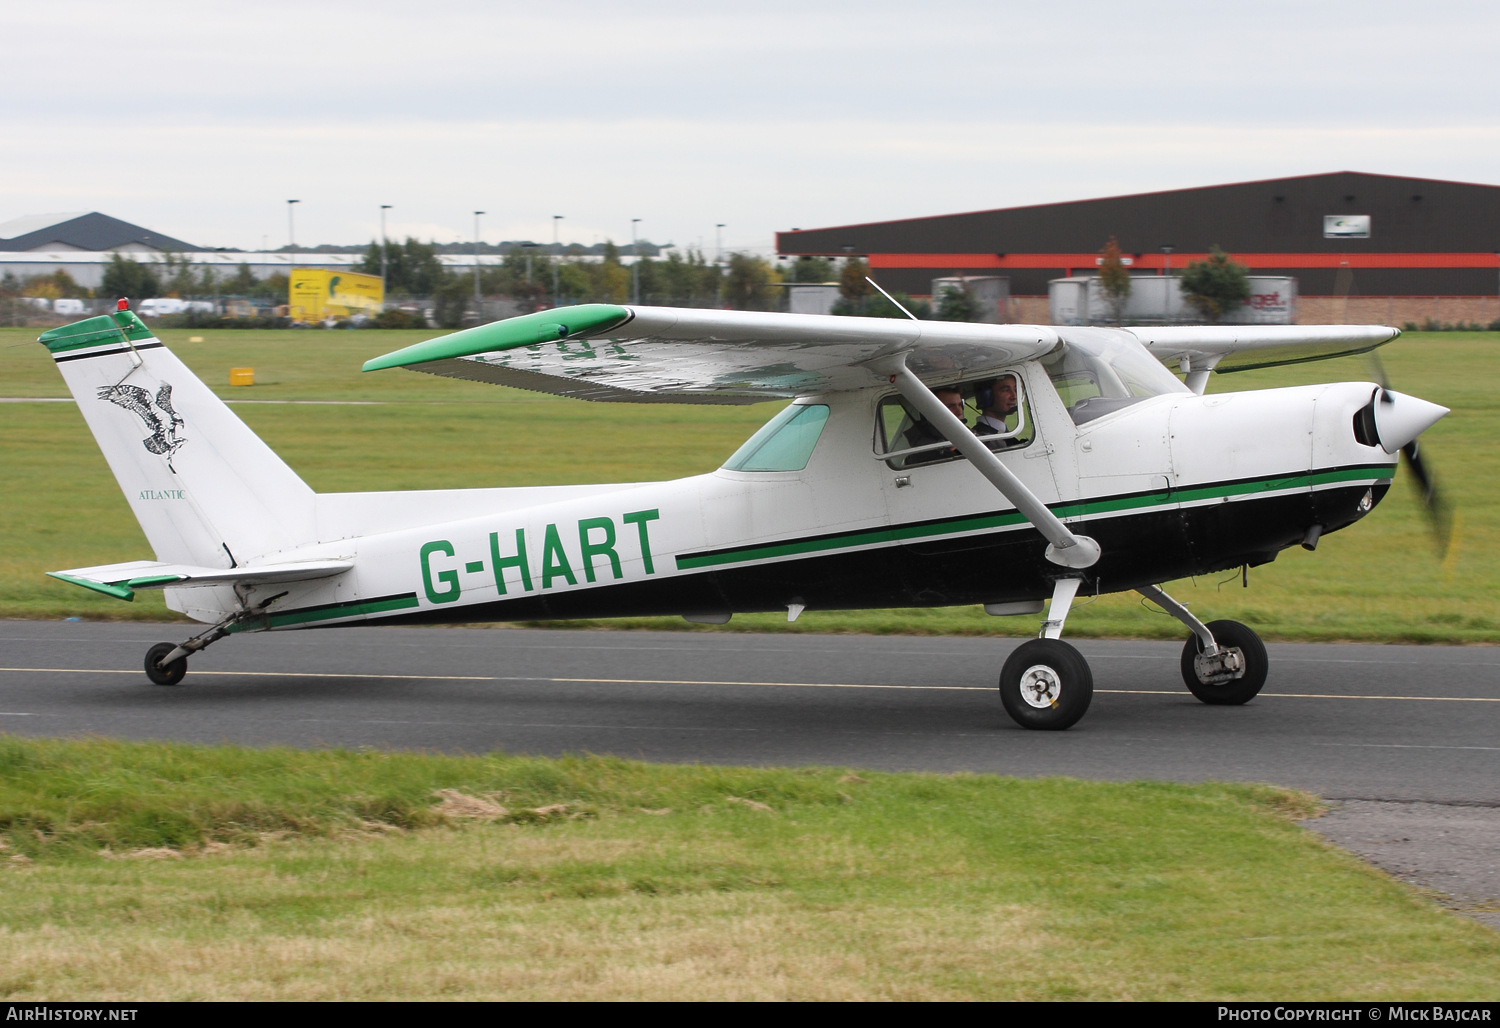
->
[363,304,1060,403]
[1122,324,1400,375]
[48,559,352,602]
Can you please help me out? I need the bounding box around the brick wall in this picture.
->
[1295,296,1499,327]
[1007,294,1499,327]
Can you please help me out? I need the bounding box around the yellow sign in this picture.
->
[288,269,384,321]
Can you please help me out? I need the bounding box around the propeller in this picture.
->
[1366,351,1453,558]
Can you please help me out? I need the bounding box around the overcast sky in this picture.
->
[5,0,1498,252]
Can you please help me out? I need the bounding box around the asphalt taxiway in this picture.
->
[6,620,1497,921]
[1,621,1494,804]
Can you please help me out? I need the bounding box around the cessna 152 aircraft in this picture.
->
[41,295,1449,730]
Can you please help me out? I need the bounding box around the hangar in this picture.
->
[776,172,1500,325]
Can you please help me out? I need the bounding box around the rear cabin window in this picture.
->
[875,373,1033,470]
[723,403,830,472]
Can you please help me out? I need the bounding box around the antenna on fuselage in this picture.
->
[864,276,919,322]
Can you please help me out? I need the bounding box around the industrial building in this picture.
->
[776,172,1500,325]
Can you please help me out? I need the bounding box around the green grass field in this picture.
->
[0,736,1495,1001]
[2,325,1495,642]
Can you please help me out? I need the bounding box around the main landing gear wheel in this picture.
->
[999,638,1093,731]
[1180,619,1267,705]
[144,642,187,686]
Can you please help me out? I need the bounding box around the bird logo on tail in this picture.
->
[98,382,187,470]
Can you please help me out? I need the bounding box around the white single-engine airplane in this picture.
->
[41,296,1449,729]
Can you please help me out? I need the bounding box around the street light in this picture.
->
[473,211,485,302]
[287,200,300,263]
[715,224,726,307]
[631,218,642,304]
[287,200,300,317]
[1160,245,1175,322]
[379,205,391,304]
[552,215,564,307]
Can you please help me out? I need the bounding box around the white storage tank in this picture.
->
[1048,275,1296,325]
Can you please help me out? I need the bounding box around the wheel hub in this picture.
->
[1194,645,1246,685]
[1018,664,1063,708]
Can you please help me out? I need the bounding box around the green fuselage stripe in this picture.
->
[675,465,1393,571]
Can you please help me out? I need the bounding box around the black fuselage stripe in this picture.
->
[53,342,163,363]
[678,462,1393,562]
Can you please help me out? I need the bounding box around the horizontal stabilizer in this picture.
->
[48,559,351,602]
[1123,325,1400,374]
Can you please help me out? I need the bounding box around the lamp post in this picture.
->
[552,215,563,307]
[1160,245,1175,322]
[286,200,300,317]
[715,223,724,266]
[379,205,391,305]
[473,211,485,303]
[631,218,641,304]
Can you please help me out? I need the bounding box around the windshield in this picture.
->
[1041,328,1189,424]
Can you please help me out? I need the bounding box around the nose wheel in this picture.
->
[1180,619,1267,705]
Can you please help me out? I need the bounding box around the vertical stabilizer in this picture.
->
[40,311,316,568]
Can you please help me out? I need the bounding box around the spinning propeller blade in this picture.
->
[1366,352,1453,557]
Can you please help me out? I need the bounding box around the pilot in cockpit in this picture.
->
[974,375,1022,446]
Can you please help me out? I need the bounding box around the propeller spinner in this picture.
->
[1365,353,1453,557]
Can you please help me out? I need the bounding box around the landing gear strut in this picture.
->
[1138,584,1268,705]
[999,578,1093,731]
[143,590,285,687]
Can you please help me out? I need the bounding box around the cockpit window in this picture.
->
[875,373,1033,470]
[1042,328,1190,425]
[723,403,830,472]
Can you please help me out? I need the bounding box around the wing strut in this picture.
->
[873,355,1101,569]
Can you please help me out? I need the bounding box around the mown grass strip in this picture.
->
[0,736,1496,1000]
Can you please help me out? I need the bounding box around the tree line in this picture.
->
[2,236,1255,329]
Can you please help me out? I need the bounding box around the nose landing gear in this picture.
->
[1139,584,1268,705]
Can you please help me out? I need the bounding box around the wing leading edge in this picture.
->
[363,304,1060,403]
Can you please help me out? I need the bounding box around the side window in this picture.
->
[874,373,1033,469]
[723,403,831,472]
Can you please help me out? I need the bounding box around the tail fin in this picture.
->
[40,311,316,568]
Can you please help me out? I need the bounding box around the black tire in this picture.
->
[1180,620,1267,705]
[145,642,187,686]
[999,638,1093,731]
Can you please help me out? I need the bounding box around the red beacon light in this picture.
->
[116,298,129,311]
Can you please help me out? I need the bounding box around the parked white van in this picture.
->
[137,298,188,317]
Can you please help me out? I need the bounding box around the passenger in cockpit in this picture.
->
[902,387,964,464]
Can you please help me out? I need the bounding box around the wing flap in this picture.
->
[48,559,352,602]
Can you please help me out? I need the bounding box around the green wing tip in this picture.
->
[47,572,135,602]
[361,304,631,372]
